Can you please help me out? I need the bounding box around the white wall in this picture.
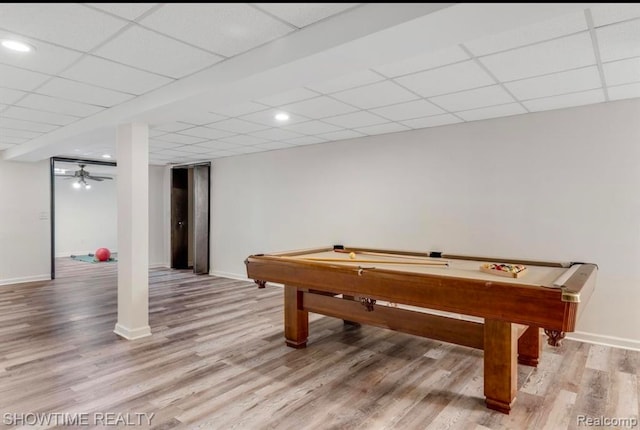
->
[0,159,50,285]
[149,165,169,267]
[211,98,640,349]
[54,174,117,257]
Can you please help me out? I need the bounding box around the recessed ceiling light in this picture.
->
[102,154,112,159]
[1,39,34,53]
[275,112,290,121]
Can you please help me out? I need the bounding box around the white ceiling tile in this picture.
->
[456,103,527,122]
[35,78,134,107]
[608,82,640,100]
[318,129,365,141]
[174,144,215,154]
[480,32,596,82]
[331,80,419,109]
[590,4,640,27]
[178,126,235,140]
[281,96,359,118]
[239,108,310,127]
[505,66,602,100]
[0,142,18,150]
[229,146,265,154]
[373,46,470,77]
[154,133,207,145]
[370,100,445,121]
[253,141,296,150]
[603,57,640,86]
[219,134,270,146]
[87,3,158,21]
[61,55,173,95]
[306,70,385,94]
[0,88,27,105]
[355,122,411,136]
[430,85,515,112]
[395,61,494,98]
[522,89,605,112]
[210,118,269,134]
[0,127,43,139]
[2,106,79,126]
[94,26,223,79]
[0,117,58,133]
[152,122,193,132]
[174,112,227,126]
[155,148,195,157]
[210,101,269,117]
[192,141,243,151]
[464,11,587,56]
[0,136,27,144]
[283,120,343,135]
[253,3,358,28]
[17,94,104,117]
[596,20,640,62]
[322,111,389,128]
[149,129,167,138]
[284,135,328,145]
[0,63,50,91]
[255,88,320,106]
[400,114,463,129]
[140,3,294,57]
[0,35,82,75]
[248,128,305,141]
[150,140,180,149]
[0,4,127,51]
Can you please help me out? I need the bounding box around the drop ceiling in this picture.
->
[1,3,639,165]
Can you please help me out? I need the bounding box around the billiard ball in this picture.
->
[349,252,356,259]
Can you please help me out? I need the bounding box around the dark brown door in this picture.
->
[193,165,210,274]
[171,168,189,269]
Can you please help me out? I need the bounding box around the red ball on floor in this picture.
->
[95,248,111,262]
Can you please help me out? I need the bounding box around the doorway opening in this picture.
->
[171,163,210,274]
[50,156,117,279]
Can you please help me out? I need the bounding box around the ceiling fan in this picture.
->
[56,164,114,189]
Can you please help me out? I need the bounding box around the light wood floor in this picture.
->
[0,258,638,429]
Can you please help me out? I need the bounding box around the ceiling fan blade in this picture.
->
[87,177,104,182]
[87,175,113,181]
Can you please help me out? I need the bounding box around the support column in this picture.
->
[114,123,151,340]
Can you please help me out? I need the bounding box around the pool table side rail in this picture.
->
[245,253,592,332]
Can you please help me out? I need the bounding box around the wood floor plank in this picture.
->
[0,257,637,429]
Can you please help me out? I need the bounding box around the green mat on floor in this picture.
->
[70,254,117,263]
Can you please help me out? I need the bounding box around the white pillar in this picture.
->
[114,123,151,340]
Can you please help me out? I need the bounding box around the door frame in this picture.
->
[49,156,117,280]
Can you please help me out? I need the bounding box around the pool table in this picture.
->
[244,245,597,414]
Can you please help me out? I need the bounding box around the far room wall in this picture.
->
[54,174,117,257]
[210,98,640,350]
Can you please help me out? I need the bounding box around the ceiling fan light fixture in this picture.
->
[84,183,91,190]
[72,181,81,189]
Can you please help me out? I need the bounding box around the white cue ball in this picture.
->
[349,252,356,259]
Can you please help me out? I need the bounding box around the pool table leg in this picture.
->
[484,319,517,414]
[518,326,541,367]
[284,286,308,348]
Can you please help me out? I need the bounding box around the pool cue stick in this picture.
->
[300,257,449,266]
[335,249,444,262]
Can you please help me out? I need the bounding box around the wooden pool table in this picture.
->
[244,245,597,414]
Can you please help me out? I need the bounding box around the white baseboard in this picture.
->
[567,331,640,352]
[149,262,168,269]
[209,270,251,281]
[114,323,151,340]
[0,274,51,286]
